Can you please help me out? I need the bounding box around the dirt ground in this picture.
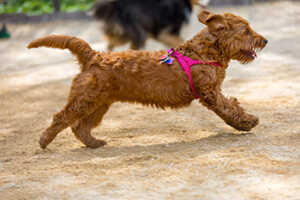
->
[0,2,300,200]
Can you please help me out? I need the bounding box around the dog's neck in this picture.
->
[178,29,230,68]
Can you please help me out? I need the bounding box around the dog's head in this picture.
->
[198,10,267,64]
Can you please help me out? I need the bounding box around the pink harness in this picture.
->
[167,48,221,99]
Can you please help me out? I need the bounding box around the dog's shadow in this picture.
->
[64,131,256,163]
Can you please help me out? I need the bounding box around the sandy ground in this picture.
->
[0,2,300,200]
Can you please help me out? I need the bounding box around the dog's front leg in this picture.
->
[199,89,259,131]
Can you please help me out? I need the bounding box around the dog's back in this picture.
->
[93,0,193,49]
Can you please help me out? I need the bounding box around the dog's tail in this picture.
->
[27,34,96,67]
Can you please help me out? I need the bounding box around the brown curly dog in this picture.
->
[28,10,268,149]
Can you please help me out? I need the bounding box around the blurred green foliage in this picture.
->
[0,0,97,15]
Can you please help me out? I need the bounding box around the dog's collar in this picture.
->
[166,48,221,99]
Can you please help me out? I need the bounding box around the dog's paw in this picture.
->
[234,114,259,131]
[39,134,50,149]
[86,139,107,149]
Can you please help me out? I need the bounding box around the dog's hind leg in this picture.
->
[39,72,108,149]
[39,98,101,149]
[127,24,146,50]
[39,102,98,149]
[71,104,110,148]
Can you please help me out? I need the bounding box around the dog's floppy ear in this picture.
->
[198,10,212,24]
[198,10,226,33]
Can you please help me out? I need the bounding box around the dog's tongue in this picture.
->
[251,50,257,58]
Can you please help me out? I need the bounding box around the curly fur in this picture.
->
[28,10,268,149]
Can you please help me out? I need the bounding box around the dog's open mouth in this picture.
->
[241,49,257,59]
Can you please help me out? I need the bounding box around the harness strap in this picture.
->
[167,48,221,99]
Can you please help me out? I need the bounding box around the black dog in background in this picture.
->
[92,0,203,50]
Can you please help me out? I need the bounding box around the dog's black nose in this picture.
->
[264,39,268,44]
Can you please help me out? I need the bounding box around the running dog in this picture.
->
[28,10,268,149]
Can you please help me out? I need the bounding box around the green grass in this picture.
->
[0,0,96,15]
